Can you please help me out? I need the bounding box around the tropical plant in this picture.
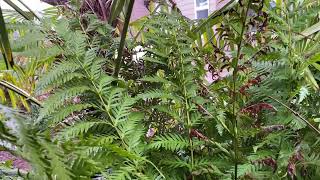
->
[0,0,320,179]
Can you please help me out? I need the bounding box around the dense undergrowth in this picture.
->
[1,0,320,179]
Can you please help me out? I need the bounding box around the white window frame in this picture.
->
[194,0,209,19]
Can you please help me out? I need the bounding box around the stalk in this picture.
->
[0,80,42,106]
[268,96,320,135]
[231,1,251,179]
[113,0,135,78]
[173,30,194,179]
[16,0,40,20]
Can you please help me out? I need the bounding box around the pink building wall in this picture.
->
[131,0,229,21]
[175,0,195,19]
[175,0,219,19]
[131,0,149,21]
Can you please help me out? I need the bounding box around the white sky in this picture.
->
[0,0,51,11]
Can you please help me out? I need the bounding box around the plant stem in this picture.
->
[17,0,40,20]
[268,96,320,135]
[231,1,251,179]
[0,80,42,106]
[113,0,135,78]
[3,0,33,20]
[173,30,194,179]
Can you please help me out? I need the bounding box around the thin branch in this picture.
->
[16,0,40,20]
[231,1,251,179]
[0,80,42,107]
[3,0,32,20]
[268,96,320,135]
[113,0,135,78]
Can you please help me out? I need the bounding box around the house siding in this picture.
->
[209,0,217,14]
[175,0,228,20]
[131,0,149,21]
[216,0,230,9]
[130,0,230,22]
[175,0,195,19]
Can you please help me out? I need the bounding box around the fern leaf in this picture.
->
[161,157,190,169]
[138,90,182,102]
[42,141,74,180]
[149,134,189,151]
[104,88,124,111]
[83,48,98,68]
[90,58,105,80]
[298,86,309,103]
[98,75,115,94]
[112,97,136,123]
[36,60,80,92]
[38,86,91,120]
[108,165,134,180]
[49,103,93,126]
[58,121,110,140]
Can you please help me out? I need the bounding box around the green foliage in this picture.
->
[1,0,320,179]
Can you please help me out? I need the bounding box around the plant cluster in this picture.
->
[0,0,320,179]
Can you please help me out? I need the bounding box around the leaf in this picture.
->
[216,110,227,136]
[113,0,135,77]
[59,121,109,140]
[3,0,33,20]
[314,118,320,129]
[109,0,126,24]
[298,86,309,103]
[295,21,320,41]
[304,67,319,90]
[0,80,41,106]
[149,134,189,151]
[0,6,14,69]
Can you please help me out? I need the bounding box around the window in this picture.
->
[194,0,209,19]
[196,0,208,8]
[196,9,208,19]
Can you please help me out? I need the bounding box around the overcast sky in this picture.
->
[0,0,51,11]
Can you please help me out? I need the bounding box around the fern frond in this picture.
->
[90,58,106,80]
[49,103,93,126]
[36,60,81,92]
[138,89,182,102]
[58,121,110,140]
[154,105,180,120]
[111,96,136,123]
[38,86,91,120]
[149,134,189,151]
[83,47,98,68]
[298,85,310,103]
[41,141,74,180]
[108,165,135,180]
[98,75,115,95]
[119,112,145,150]
[161,157,189,169]
[192,158,223,176]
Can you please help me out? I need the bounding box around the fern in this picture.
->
[36,61,81,92]
[150,134,189,151]
[49,103,93,125]
[58,121,110,140]
[2,1,320,179]
[37,85,91,121]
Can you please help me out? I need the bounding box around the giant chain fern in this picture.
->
[32,17,161,179]
[1,0,320,179]
[136,13,233,179]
